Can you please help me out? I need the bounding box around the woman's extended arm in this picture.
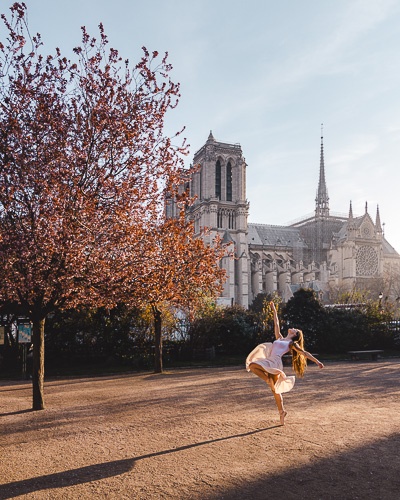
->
[292,343,324,368]
[270,301,283,340]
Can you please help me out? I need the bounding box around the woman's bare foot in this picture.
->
[279,410,287,425]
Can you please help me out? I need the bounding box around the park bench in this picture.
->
[348,350,384,361]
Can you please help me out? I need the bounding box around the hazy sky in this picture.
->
[17,0,400,251]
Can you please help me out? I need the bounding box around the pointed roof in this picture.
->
[348,200,353,220]
[349,200,353,218]
[315,125,329,217]
[376,205,382,232]
[207,130,215,142]
[346,200,355,237]
[221,230,235,245]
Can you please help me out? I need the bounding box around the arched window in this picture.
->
[215,160,221,199]
[217,210,223,228]
[228,211,235,229]
[226,161,232,201]
[199,168,202,199]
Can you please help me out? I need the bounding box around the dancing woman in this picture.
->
[246,301,324,425]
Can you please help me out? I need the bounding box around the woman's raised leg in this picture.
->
[248,363,271,384]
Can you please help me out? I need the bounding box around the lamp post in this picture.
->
[378,292,383,313]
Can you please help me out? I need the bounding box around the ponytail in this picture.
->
[291,330,307,377]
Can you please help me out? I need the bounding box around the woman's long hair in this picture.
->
[291,329,307,377]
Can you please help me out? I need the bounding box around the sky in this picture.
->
[12,0,400,251]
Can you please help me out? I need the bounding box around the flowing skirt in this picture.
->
[246,342,295,394]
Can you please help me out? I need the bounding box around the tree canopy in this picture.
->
[0,4,186,317]
[0,3,224,408]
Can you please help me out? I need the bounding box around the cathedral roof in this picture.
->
[333,221,350,243]
[381,238,399,255]
[248,223,308,248]
[221,230,235,245]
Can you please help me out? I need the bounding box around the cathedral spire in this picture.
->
[315,124,329,217]
[375,204,382,233]
[347,200,356,239]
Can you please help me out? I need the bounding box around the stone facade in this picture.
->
[182,132,400,307]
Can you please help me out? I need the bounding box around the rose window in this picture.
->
[356,246,378,276]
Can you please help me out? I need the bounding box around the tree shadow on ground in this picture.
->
[0,408,33,417]
[2,428,399,500]
[200,432,400,500]
[2,362,399,441]
[0,459,136,499]
[0,426,279,498]
[241,360,400,407]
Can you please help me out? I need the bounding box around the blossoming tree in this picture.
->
[0,3,189,409]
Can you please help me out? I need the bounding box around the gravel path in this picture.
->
[1,360,399,499]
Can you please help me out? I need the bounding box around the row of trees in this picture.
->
[2,288,397,379]
[0,4,225,409]
[190,289,397,355]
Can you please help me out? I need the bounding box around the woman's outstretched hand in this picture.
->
[317,361,324,369]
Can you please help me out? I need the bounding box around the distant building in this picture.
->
[169,131,400,307]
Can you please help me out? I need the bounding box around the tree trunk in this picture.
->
[153,307,163,373]
[32,317,46,410]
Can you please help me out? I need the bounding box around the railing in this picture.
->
[287,211,351,226]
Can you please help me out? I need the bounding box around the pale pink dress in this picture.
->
[246,339,295,394]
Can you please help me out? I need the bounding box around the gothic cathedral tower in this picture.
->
[188,132,250,307]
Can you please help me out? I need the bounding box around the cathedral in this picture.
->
[173,131,400,308]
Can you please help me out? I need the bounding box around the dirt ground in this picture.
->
[1,359,400,500]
